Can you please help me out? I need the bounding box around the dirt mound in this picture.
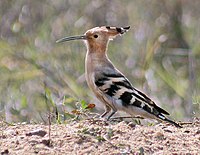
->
[1,119,200,154]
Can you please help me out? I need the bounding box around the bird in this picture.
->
[56,26,182,128]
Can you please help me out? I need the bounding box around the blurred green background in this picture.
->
[0,0,199,123]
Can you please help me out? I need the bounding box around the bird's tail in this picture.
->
[158,114,182,128]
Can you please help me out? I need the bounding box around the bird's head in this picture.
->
[56,26,130,51]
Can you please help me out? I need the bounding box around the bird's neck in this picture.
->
[85,41,110,64]
[85,47,114,74]
[86,41,108,55]
[85,49,109,68]
[84,40,116,80]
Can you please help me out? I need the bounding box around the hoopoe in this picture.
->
[56,26,182,128]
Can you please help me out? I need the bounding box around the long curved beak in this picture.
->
[56,35,86,43]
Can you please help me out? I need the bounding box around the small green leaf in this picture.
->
[63,96,76,105]
[44,87,55,107]
[81,100,88,109]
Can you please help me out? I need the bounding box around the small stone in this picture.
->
[155,132,165,140]
[1,149,9,155]
[41,139,51,146]
[195,130,200,135]
[26,129,47,137]
[16,140,19,145]
[184,130,190,133]
[164,129,172,133]
[128,122,136,128]
[139,147,144,155]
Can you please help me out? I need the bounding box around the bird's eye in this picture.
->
[94,34,98,38]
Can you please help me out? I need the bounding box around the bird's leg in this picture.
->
[106,109,117,121]
[100,105,111,118]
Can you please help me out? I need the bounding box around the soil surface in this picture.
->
[0,119,200,155]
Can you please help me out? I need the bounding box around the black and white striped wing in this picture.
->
[94,72,170,117]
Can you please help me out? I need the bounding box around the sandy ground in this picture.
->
[0,118,200,155]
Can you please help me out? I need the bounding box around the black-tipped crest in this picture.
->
[116,27,122,33]
[123,26,130,30]
[105,26,130,34]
